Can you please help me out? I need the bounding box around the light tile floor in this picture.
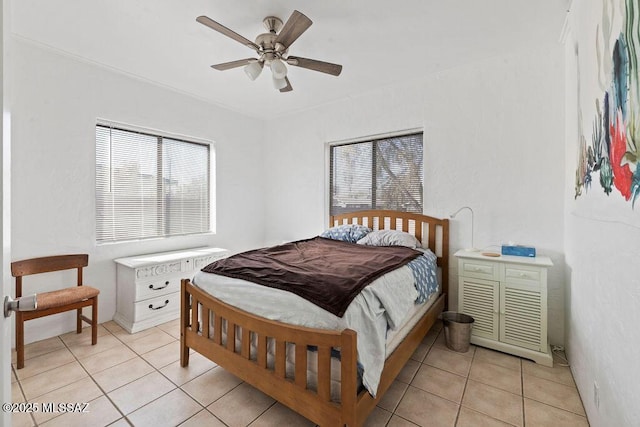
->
[10,320,589,426]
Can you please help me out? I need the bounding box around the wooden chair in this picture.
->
[11,254,99,369]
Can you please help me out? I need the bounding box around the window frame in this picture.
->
[325,129,424,221]
[95,120,216,244]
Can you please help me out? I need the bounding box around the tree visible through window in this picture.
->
[96,124,212,243]
[330,133,423,216]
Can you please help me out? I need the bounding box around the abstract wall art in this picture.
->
[575,0,640,208]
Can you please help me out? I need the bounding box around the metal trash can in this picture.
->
[442,311,474,353]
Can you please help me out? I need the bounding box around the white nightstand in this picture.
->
[114,247,227,333]
[455,250,554,366]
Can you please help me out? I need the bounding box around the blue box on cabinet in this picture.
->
[501,245,536,257]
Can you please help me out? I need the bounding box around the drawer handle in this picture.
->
[149,281,170,291]
[149,300,170,311]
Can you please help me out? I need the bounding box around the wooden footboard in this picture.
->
[181,278,358,426]
[181,278,445,426]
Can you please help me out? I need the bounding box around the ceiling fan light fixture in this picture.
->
[270,58,288,79]
[272,76,288,90]
[244,61,263,81]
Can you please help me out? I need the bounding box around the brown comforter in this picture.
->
[201,236,421,317]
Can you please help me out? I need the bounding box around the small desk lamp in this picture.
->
[450,206,478,251]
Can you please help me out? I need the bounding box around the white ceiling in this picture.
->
[10,0,568,119]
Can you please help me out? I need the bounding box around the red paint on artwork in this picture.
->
[610,110,633,200]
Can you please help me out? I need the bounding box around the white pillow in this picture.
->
[356,229,420,248]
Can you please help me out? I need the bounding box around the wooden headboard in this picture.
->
[329,209,449,303]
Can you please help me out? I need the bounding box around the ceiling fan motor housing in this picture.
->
[255,33,288,64]
[262,16,283,33]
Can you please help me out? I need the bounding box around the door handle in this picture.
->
[4,294,38,318]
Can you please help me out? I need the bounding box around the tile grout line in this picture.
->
[246,400,278,427]
[521,359,526,426]
[105,323,223,426]
[100,326,198,426]
[59,327,130,427]
[11,363,38,427]
[455,324,471,426]
[383,329,437,425]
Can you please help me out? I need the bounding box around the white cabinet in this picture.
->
[114,247,227,333]
[455,250,554,366]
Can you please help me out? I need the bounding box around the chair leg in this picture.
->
[16,313,25,369]
[76,308,82,334]
[91,296,98,345]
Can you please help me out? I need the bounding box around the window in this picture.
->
[329,132,423,216]
[96,124,213,243]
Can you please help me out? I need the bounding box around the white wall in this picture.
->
[9,39,266,343]
[564,1,640,425]
[263,46,567,345]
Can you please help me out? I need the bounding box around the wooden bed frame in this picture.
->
[180,210,449,426]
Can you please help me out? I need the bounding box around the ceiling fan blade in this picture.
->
[275,10,312,49]
[210,58,256,71]
[279,77,293,93]
[196,16,260,51]
[286,56,342,76]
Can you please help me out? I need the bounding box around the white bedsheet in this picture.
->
[192,264,420,397]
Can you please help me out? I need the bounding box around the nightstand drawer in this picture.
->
[136,276,181,301]
[505,266,541,286]
[134,293,180,322]
[460,259,499,280]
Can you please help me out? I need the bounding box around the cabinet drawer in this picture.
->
[135,276,181,301]
[134,293,180,322]
[504,266,541,286]
[460,259,499,280]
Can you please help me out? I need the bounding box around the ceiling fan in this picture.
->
[196,10,343,92]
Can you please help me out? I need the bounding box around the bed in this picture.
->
[180,209,449,426]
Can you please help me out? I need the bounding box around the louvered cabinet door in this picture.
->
[500,265,548,352]
[458,277,499,341]
[500,282,547,351]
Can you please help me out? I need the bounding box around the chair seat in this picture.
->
[36,286,100,311]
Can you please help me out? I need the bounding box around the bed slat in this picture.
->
[241,329,251,358]
[428,225,436,255]
[275,340,286,377]
[214,314,222,344]
[317,346,331,401]
[191,298,198,334]
[257,335,267,368]
[340,329,357,426]
[415,222,423,243]
[202,307,210,339]
[295,344,307,388]
[227,321,236,352]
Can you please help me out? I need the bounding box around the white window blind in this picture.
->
[329,132,423,216]
[96,125,212,243]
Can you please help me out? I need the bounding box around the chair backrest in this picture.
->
[11,254,89,297]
